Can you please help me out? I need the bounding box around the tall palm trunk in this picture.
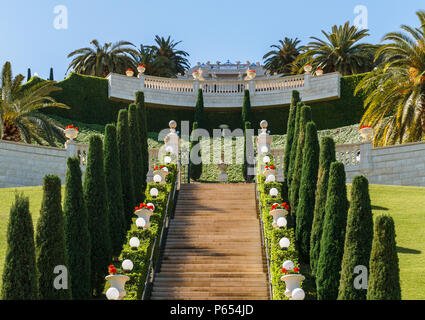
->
[421,84,425,136]
[2,121,21,142]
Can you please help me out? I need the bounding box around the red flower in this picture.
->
[270,165,275,169]
[108,265,114,269]
[281,268,287,273]
[109,267,117,275]
[294,267,300,273]
[127,68,133,71]
[360,125,372,129]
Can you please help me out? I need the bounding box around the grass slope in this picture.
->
[0,184,424,299]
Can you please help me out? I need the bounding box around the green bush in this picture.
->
[295,121,319,263]
[63,157,91,300]
[316,162,348,300]
[190,121,203,181]
[129,104,144,202]
[242,90,252,127]
[36,175,71,300]
[243,121,253,182]
[287,102,303,193]
[117,109,136,230]
[367,215,401,300]
[136,91,149,194]
[104,125,127,258]
[1,193,38,300]
[42,73,367,133]
[338,175,373,300]
[194,89,205,128]
[84,135,112,296]
[289,105,312,217]
[310,137,336,276]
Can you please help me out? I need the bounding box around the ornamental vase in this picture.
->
[263,169,277,178]
[281,274,305,298]
[153,169,169,181]
[105,275,130,300]
[64,128,78,141]
[270,209,288,228]
[135,209,154,229]
[359,127,374,142]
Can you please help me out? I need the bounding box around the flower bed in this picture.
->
[108,163,177,300]
[256,153,302,300]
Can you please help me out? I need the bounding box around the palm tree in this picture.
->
[67,40,139,77]
[297,22,376,75]
[0,62,69,146]
[355,11,425,146]
[263,37,301,75]
[151,36,190,76]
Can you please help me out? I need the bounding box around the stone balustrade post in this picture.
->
[138,73,145,90]
[248,80,255,95]
[194,79,200,93]
[304,73,311,90]
[65,140,78,158]
[359,142,373,176]
[257,120,271,154]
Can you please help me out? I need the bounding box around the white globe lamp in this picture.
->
[136,218,146,229]
[129,237,140,249]
[153,174,162,183]
[150,188,159,198]
[265,175,276,183]
[291,288,305,300]
[147,203,155,211]
[279,237,291,249]
[263,156,271,164]
[269,188,279,197]
[166,146,174,154]
[282,260,295,270]
[277,217,287,228]
[106,287,120,300]
[164,156,172,164]
[261,146,269,154]
[122,259,134,272]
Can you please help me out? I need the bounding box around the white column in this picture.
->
[359,142,373,177]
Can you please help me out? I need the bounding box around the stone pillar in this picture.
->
[138,73,145,90]
[248,80,255,95]
[194,79,200,93]
[257,120,271,154]
[359,142,373,177]
[65,140,78,158]
[304,73,311,90]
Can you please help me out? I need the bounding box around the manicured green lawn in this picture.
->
[0,184,423,299]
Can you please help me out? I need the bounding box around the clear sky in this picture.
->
[0,0,424,80]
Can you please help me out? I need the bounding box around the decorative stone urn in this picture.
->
[359,126,374,142]
[153,167,169,181]
[137,64,146,74]
[105,275,130,300]
[134,209,154,229]
[281,274,305,298]
[263,168,277,178]
[270,208,289,229]
[126,68,134,77]
[64,128,78,141]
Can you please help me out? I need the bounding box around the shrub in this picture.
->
[136,91,149,193]
[190,121,202,181]
[287,101,303,196]
[104,125,127,257]
[242,90,252,127]
[367,215,401,300]
[295,121,319,263]
[117,109,136,230]
[36,175,71,300]
[338,175,374,300]
[243,121,253,182]
[63,157,91,300]
[129,104,144,203]
[289,105,312,217]
[1,193,38,300]
[84,135,112,296]
[194,89,205,128]
[315,162,348,300]
[310,137,336,276]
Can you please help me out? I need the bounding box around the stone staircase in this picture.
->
[150,183,270,300]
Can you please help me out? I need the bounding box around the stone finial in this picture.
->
[169,120,177,131]
[260,120,268,130]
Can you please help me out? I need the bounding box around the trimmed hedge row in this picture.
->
[256,153,301,300]
[114,163,177,300]
[42,73,367,134]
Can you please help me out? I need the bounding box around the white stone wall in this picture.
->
[0,140,88,188]
[340,141,425,187]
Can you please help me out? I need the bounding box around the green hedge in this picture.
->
[256,154,301,300]
[42,73,367,134]
[108,163,177,300]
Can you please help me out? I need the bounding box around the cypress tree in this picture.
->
[243,121,253,182]
[84,135,112,296]
[316,162,348,300]
[49,67,54,81]
[284,91,300,180]
[367,215,401,300]
[310,137,336,276]
[136,91,149,191]
[338,175,374,300]
[2,193,38,300]
[104,124,126,258]
[287,101,303,194]
[27,68,31,81]
[63,157,91,300]
[35,175,71,300]
[190,121,202,181]
[295,121,319,263]
[128,104,143,202]
[117,109,135,230]
[289,105,312,216]
[194,89,205,128]
[241,90,252,127]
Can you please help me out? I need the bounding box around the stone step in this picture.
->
[162,256,265,263]
[160,265,265,272]
[152,286,269,294]
[150,291,268,299]
[155,272,268,281]
[153,278,268,286]
[150,296,268,300]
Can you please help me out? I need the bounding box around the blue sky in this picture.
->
[0,0,423,80]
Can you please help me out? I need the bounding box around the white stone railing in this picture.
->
[335,143,362,168]
[107,72,341,108]
[270,148,285,182]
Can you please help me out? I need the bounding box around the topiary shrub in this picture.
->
[287,101,303,199]
[367,215,401,300]
[63,157,91,300]
[36,175,71,300]
[243,121,253,182]
[194,89,205,128]
[129,104,144,203]
[117,109,136,230]
[2,193,38,300]
[190,121,203,181]
[295,121,319,263]
[241,90,252,127]
[315,162,348,300]
[84,135,112,296]
[338,175,374,300]
[136,91,149,193]
[104,124,127,258]
[289,105,312,217]
[310,136,336,277]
